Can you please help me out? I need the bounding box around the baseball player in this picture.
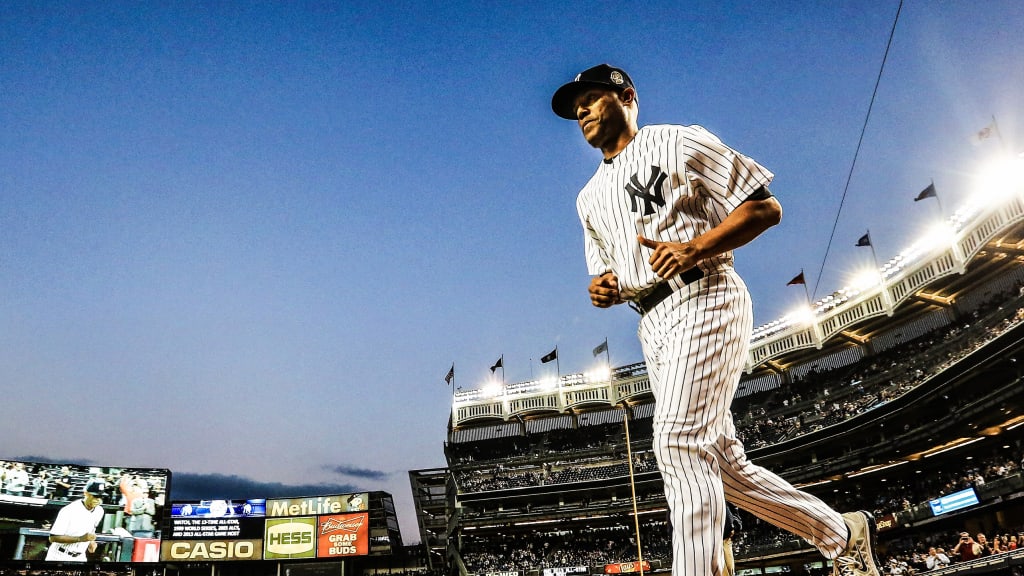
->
[551,64,881,576]
[46,478,107,562]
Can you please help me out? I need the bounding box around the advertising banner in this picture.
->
[264,516,318,559]
[929,487,979,516]
[267,493,368,516]
[169,499,266,540]
[875,512,900,532]
[604,561,651,574]
[317,513,369,557]
[160,539,264,561]
[543,568,587,576]
[131,538,161,562]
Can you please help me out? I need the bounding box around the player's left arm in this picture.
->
[639,196,782,279]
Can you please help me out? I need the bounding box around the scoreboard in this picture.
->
[162,493,371,561]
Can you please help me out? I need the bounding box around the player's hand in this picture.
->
[638,234,700,279]
[81,532,97,542]
[88,540,98,553]
[589,272,621,308]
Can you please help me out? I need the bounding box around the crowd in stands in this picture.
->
[456,452,659,493]
[450,285,1023,496]
[0,462,166,508]
[460,522,672,573]
[450,285,1024,574]
[735,288,1024,450]
[454,442,1024,572]
[731,444,1024,555]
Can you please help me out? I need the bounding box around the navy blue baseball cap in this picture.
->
[551,64,635,120]
[84,479,107,496]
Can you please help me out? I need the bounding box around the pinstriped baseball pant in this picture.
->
[638,269,848,576]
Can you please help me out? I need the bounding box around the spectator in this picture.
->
[4,463,30,496]
[32,468,50,498]
[953,532,983,562]
[976,533,994,556]
[53,466,73,500]
[925,547,950,570]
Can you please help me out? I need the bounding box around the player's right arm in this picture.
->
[589,272,621,308]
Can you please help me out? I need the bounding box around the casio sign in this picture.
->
[165,540,260,560]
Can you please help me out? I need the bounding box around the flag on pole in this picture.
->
[856,233,871,247]
[914,183,937,202]
[540,348,557,364]
[786,271,806,286]
[444,364,454,385]
[489,357,503,373]
[592,339,608,357]
[973,122,995,143]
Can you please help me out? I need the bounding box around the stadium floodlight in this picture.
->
[850,269,880,292]
[922,436,985,458]
[538,376,559,391]
[481,381,504,399]
[846,460,907,478]
[585,364,611,383]
[967,155,1024,209]
[783,304,815,327]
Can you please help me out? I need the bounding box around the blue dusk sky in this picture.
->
[2,1,1022,542]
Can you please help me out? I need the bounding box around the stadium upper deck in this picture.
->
[449,169,1024,429]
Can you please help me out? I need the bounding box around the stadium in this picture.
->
[0,157,1021,576]
[1,157,1020,576]
[410,157,1024,576]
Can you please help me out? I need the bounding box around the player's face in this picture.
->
[84,492,103,510]
[573,88,631,150]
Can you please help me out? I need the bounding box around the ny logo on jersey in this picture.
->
[625,166,668,215]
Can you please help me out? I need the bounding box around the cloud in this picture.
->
[170,472,360,500]
[322,465,390,481]
[7,455,96,466]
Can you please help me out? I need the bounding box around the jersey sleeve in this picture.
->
[682,125,774,213]
[50,504,72,536]
[581,215,612,276]
[576,193,613,276]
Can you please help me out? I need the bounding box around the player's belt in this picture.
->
[633,267,704,315]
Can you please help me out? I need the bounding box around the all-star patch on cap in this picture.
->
[551,64,635,120]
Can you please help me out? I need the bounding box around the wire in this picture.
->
[812,0,904,299]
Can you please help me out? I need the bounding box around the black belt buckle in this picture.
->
[634,267,704,315]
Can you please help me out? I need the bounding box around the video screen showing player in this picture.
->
[0,458,170,563]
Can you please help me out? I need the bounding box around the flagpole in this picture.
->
[604,337,611,369]
[866,230,881,275]
[621,405,645,576]
[500,354,505,384]
[992,115,1007,152]
[930,179,945,220]
[554,346,560,379]
[799,269,811,308]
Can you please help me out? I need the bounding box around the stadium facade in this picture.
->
[415,175,1024,576]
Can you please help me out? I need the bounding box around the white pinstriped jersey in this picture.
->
[576,124,773,300]
[45,499,104,561]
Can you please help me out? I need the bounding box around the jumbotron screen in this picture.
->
[163,493,370,561]
[0,458,170,564]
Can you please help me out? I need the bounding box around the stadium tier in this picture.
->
[420,187,1024,576]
